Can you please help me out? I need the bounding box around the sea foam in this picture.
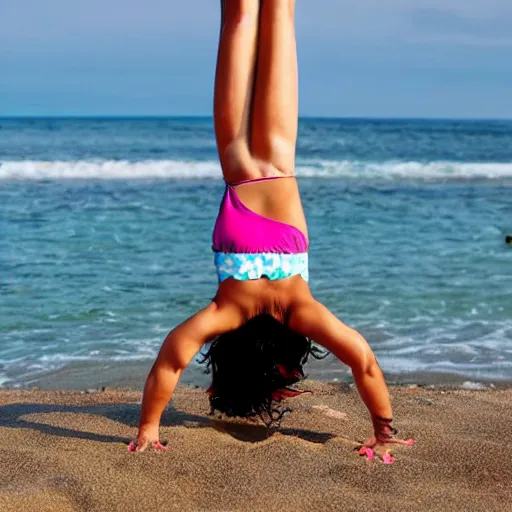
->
[1,159,512,181]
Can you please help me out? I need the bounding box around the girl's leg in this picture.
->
[130,302,244,452]
[214,0,261,181]
[251,0,298,175]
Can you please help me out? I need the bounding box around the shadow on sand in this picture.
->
[0,399,336,446]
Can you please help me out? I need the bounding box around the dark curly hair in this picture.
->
[200,314,328,426]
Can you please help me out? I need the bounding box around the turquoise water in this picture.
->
[1,118,511,387]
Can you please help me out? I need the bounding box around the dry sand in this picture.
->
[1,382,511,512]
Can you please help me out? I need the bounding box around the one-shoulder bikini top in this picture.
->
[212,176,309,255]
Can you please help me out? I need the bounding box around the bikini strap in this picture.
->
[227,175,296,187]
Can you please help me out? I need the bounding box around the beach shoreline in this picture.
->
[1,382,511,511]
[3,357,510,392]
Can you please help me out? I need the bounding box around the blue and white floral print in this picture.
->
[214,252,309,283]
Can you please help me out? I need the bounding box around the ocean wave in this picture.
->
[298,160,512,180]
[1,159,512,181]
[0,160,221,180]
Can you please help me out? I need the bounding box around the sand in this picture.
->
[1,382,511,512]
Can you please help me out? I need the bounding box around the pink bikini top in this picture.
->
[212,176,309,254]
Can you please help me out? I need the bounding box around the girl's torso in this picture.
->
[233,176,308,242]
[213,173,310,312]
[212,174,309,254]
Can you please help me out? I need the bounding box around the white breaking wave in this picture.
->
[297,160,512,180]
[1,159,512,181]
[0,160,221,180]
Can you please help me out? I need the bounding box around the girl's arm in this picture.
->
[289,298,413,463]
[129,301,243,452]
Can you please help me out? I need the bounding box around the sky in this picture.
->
[1,0,511,118]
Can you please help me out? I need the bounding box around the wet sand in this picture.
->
[1,382,511,512]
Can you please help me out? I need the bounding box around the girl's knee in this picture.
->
[224,1,259,26]
[262,0,295,19]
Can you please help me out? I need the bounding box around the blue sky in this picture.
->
[1,0,511,118]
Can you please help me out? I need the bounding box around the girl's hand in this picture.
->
[358,415,414,463]
[358,435,414,464]
[128,437,167,453]
[128,425,167,453]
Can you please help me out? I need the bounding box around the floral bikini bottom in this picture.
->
[214,252,309,283]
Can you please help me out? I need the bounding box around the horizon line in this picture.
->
[1,114,511,122]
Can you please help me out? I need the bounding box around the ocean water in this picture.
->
[1,117,511,388]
